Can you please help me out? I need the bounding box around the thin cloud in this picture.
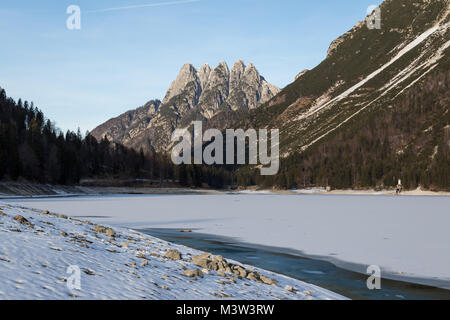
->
[86,0,201,13]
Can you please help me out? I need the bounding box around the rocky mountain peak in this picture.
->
[245,62,257,71]
[218,61,230,73]
[198,63,212,90]
[242,63,261,84]
[231,60,246,72]
[204,62,230,90]
[162,63,199,104]
[91,59,280,152]
[229,60,247,92]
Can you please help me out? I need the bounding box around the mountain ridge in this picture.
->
[227,0,449,190]
[91,60,280,153]
[233,0,449,156]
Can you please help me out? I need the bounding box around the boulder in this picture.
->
[260,275,278,286]
[192,253,211,269]
[235,266,247,278]
[217,270,226,277]
[285,285,296,292]
[165,249,182,261]
[105,229,116,237]
[94,225,115,237]
[194,269,204,278]
[13,215,32,226]
[182,268,204,279]
[183,269,197,278]
[192,253,230,272]
[246,272,260,282]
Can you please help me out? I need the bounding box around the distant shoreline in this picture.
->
[0,181,448,198]
[259,188,450,197]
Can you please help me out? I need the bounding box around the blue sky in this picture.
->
[0,0,383,133]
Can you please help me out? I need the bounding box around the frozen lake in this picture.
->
[6,193,450,293]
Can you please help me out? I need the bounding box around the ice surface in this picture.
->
[7,194,450,290]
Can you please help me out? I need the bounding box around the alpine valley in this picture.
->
[91,0,450,191]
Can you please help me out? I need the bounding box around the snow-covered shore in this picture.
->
[0,202,345,300]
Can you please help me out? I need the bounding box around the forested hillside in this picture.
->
[0,88,168,184]
[235,69,449,191]
[227,0,450,191]
[0,86,234,188]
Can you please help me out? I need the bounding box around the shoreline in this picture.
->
[0,201,345,300]
[4,194,450,297]
[251,240,450,291]
[238,186,450,197]
[0,181,448,198]
[0,181,222,199]
[143,228,450,298]
[7,194,448,293]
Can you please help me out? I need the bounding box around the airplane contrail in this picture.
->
[86,0,201,13]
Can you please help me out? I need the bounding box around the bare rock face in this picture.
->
[163,63,199,104]
[295,69,309,81]
[198,63,212,90]
[162,63,202,116]
[229,60,246,93]
[90,100,161,152]
[91,60,279,153]
[198,61,230,118]
[327,20,365,58]
[226,61,279,112]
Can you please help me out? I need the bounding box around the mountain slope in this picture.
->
[88,100,161,152]
[91,61,279,153]
[240,0,449,155]
[231,0,449,190]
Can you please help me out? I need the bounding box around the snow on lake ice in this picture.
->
[0,201,345,300]
[5,193,450,290]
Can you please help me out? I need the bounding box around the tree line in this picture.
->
[0,87,233,188]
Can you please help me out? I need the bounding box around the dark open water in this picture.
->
[141,228,450,300]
